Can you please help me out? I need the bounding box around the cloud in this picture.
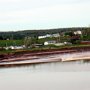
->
[0,0,90,31]
[0,0,90,12]
[0,2,90,22]
[0,0,22,3]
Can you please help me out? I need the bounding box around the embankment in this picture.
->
[0,46,90,67]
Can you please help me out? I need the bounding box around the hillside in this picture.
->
[0,27,89,40]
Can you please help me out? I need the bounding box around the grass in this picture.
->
[0,39,90,54]
[0,40,23,47]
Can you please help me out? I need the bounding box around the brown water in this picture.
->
[0,52,90,90]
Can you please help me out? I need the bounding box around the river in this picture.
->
[0,52,90,90]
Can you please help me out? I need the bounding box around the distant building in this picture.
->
[38,33,60,39]
[38,36,46,39]
[4,45,25,50]
[52,33,60,37]
[74,31,82,35]
[54,43,65,46]
[38,34,52,39]
[44,41,56,45]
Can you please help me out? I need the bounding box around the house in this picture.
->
[38,34,52,39]
[38,33,60,39]
[44,41,56,45]
[5,45,25,50]
[52,33,60,37]
[38,36,46,39]
[74,30,82,35]
[54,43,65,46]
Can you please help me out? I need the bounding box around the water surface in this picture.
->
[0,52,90,90]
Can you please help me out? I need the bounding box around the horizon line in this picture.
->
[0,26,89,32]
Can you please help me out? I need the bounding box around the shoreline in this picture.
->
[0,46,90,67]
[0,54,90,68]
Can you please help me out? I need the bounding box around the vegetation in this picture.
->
[0,27,90,54]
[0,27,90,40]
[0,40,23,47]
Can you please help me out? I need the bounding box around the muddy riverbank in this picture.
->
[0,46,90,67]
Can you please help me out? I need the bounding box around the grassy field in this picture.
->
[0,39,90,55]
[0,40,23,47]
[0,44,90,54]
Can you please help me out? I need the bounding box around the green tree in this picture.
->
[24,36,32,48]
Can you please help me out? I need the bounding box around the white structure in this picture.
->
[44,41,56,45]
[52,33,60,37]
[14,46,24,49]
[38,36,46,39]
[10,46,15,49]
[5,45,25,50]
[74,31,82,35]
[55,43,65,46]
[44,42,48,45]
[38,34,52,39]
[38,33,60,39]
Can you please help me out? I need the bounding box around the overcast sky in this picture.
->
[0,0,90,31]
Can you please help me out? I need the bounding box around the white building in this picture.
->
[5,45,25,50]
[38,33,60,39]
[74,31,82,35]
[52,33,60,37]
[38,36,46,39]
[38,34,52,39]
[44,41,56,45]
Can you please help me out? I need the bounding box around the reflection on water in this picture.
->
[0,52,90,90]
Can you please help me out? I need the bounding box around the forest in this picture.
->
[0,27,89,40]
[0,27,90,48]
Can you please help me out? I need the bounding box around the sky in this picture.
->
[0,0,90,31]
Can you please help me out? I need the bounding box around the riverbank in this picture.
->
[0,45,90,67]
[0,51,90,67]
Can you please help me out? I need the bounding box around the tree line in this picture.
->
[0,27,89,40]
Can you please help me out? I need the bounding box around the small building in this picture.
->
[44,41,56,45]
[74,31,82,35]
[54,43,65,46]
[38,36,46,39]
[52,33,60,37]
[38,34,52,39]
[5,45,24,50]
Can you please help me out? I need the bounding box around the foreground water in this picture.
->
[0,52,90,90]
[0,61,90,90]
